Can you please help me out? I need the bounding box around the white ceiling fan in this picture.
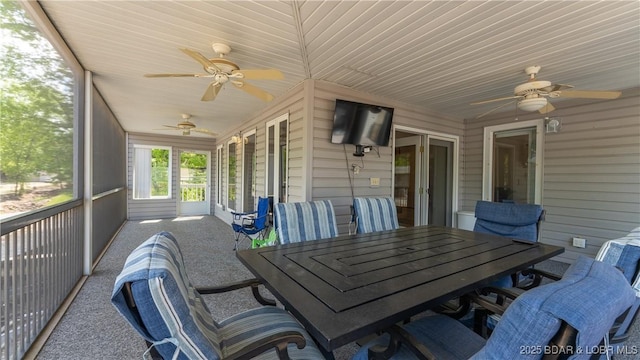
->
[144,43,284,102]
[471,66,622,118]
[155,114,216,136]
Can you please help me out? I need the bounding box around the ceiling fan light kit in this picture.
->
[518,97,548,112]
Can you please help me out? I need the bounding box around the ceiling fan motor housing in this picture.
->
[514,80,551,96]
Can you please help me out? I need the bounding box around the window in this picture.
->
[0,1,78,218]
[133,146,171,199]
[216,145,223,207]
[482,120,543,204]
[266,114,288,205]
[227,140,237,211]
[242,130,257,212]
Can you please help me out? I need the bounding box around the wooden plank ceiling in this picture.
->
[38,1,640,138]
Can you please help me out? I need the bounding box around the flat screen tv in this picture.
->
[330,99,394,152]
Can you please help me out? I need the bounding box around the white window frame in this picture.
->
[265,113,289,205]
[226,139,237,212]
[241,129,257,212]
[132,145,172,200]
[216,144,223,207]
[482,119,544,204]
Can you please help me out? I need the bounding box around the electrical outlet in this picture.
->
[370,177,380,186]
[572,237,586,248]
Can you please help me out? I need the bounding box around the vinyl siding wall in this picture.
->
[212,79,465,235]
[311,81,464,234]
[462,88,640,263]
[214,82,306,225]
[127,133,216,220]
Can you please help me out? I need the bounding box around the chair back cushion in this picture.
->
[353,197,399,234]
[596,227,640,295]
[111,232,221,360]
[473,200,543,242]
[274,200,338,244]
[472,256,636,359]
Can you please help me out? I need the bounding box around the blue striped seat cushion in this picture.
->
[274,200,339,244]
[112,231,324,359]
[218,306,324,359]
[111,231,221,359]
[353,197,399,234]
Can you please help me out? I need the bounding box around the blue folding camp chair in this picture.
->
[231,197,270,250]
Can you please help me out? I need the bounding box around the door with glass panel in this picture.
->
[266,114,288,206]
[483,120,543,204]
[394,129,458,227]
[394,134,420,227]
[242,131,257,212]
[227,139,238,212]
[427,137,454,227]
[178,150,210,215]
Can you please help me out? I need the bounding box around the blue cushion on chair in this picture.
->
[596,227,640,295]
[112,232,324,359]
[112,232,221,359]
[473,201,543,242]
[353,256,636,360]
[473,256,636,359]
[617,245,640,284]
[274,200,339,244]
[353,197,400,234]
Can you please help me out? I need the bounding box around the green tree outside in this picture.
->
[1,1,74,199]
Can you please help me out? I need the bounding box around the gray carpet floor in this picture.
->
[36,216,639,360]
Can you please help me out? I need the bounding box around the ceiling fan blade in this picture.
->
[557,90,621,99]
[470,96,521,105]
[162,125,180,129]
[180,48,221,73]
[144,73,201,78]
[201,82,222,101]
[538,102,555,114]
[476,100,516,119]
[232,69,284,80]
[541,83,574,92]
[193,128,217,136]
[232,80,274,102]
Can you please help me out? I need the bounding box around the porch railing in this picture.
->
[180,183,206,202]
[1,201,83,360]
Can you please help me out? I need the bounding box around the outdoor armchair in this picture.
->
[111,231,323,359]
[353,256,636,360]
[473,200,545,288]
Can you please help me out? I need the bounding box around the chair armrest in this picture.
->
[224,331,307,360]
[368,324,435,360]
[519,268,562,290]
[196,278,277,306]
[232,210,257,220]
[470,287,518,316]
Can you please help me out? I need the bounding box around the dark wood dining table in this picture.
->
[236,225,564,357]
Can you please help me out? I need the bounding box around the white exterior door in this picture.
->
[178,150,211,215]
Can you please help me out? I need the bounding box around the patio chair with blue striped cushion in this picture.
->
[274,200,339,244]
[352,197,399,234]
[111,231,323,360]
